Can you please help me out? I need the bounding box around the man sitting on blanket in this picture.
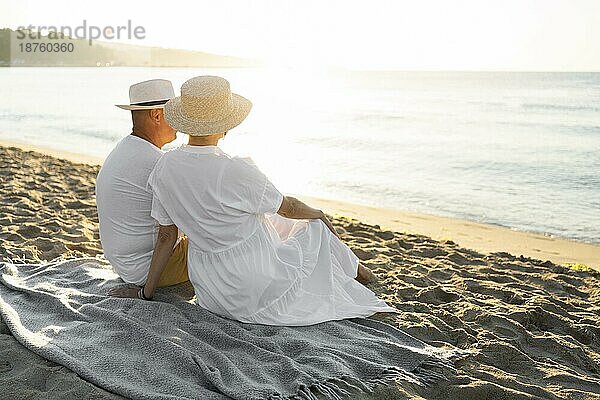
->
[96,79,189,293]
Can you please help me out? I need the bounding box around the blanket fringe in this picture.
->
[273,355,453,400]
[0,255,107,268]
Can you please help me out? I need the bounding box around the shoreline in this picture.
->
[293,194,600,270]
[0,139,104,165]
[2,139,598,270]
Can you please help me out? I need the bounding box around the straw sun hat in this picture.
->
[164,76,252,136]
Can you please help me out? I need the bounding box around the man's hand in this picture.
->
[109,285,141,299]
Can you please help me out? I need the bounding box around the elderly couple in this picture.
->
[97,76,397,326]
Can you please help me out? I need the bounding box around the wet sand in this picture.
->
[294,195,600,271]
[0,145,599,399]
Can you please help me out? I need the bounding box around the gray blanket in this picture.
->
[0,258,454,400]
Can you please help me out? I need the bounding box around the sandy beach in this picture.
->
[1,144,599,399]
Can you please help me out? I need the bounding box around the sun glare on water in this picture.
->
[217,66,350,193]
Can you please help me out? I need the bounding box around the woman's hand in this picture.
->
[109,285,142,299]
[277,196,342,240]
[320,214,341,240]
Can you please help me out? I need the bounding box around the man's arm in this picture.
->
[109,224,178,299]
[277,196,341,239]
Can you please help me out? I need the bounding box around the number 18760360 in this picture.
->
[18,42,75,52]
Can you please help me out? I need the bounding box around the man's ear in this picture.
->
[149,109,162,124]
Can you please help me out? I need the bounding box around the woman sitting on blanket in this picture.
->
[110,75,398,326]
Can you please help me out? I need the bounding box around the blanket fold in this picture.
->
[0,258,455,400]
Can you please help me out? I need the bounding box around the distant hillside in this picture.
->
[0,29,9,65]
[0,28,254,67]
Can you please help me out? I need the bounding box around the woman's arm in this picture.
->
[277,196,341,239]
[140,224,179,298]
[109,224,178,299]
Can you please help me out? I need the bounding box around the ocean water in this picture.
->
[0,67,599,244]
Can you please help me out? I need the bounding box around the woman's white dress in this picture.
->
[147,145,398,326]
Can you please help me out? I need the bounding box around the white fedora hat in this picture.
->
[116,79,175,110]
[164,76,252,136]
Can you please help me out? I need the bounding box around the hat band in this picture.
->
[131,99,170,106]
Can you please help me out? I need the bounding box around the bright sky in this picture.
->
[2,0,599,70]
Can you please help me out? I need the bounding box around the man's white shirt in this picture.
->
[96,135,163,285]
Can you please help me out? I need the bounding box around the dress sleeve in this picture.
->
[221,157,284,215]
[147,162,174,226]
[151,193,174,226]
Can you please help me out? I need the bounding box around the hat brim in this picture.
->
[164,94,252,136]
[115,104,167,111]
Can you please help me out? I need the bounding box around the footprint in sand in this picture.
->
[0,361,12,373]
[351,248,375,260]
[17,225,43,237]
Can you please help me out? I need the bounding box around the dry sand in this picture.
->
[0,145,599,399]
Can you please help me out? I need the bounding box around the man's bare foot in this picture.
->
[356,264,378,285]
